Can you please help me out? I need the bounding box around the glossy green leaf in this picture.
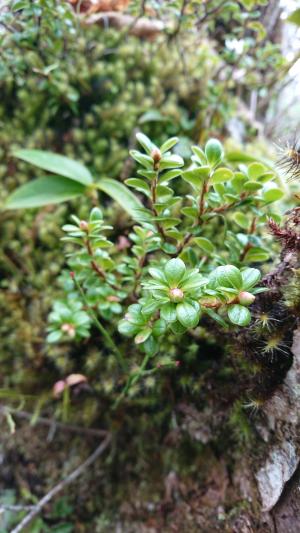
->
[243,247,269,262]
[181,207,198,218]
[152,319,167,337]
[13,149,93,185]
[5,176,85,209]
[136,132,156,154]
[125,178,150,195]
[262,184,284,203]
[176,302,200,328]
[159,154,184,170]
[164,258,186,286]
[241,267,261,289]
[135,327,152,344]
[191,145,207,165]
[159,169,182,184]
[118,319,139,337]
[160,137,179,153]
[161,302,177,322]
[243,181,263,191]
[211,167,233,184]
[130,150,153,168]
[232,212,250,230]
[228,304,251,326]
[209,265,242,290]
[182,166,210,187]
[247,162,266,180]
[193,237,215,254]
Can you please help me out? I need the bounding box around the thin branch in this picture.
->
[0,504,36,513]
[168,0,190,42]
[10,433,112,533]
[1,408,108,439]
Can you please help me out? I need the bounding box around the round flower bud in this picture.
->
[79,220,89,231]
[238,291,255,306]
[151,148,162,169]
[61,323,76,338]
[169,287,184,303]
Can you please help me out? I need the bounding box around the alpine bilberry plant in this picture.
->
[40,131,285,400]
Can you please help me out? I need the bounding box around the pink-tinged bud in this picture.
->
[116,235,130,250]
[79,220,89,231]
[65,374,87,387]
[70,271,75,279]
[53,380,66,398]
[107,295,120,302]
[175,360,181,367]
[151,148,162,162]
[151,148,162,169]
[61,323,76,338]
[238,291,255,306]
[169,287,184,303]
[157,363,162,369]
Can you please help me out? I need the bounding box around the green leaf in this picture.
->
[13,149,93,185]
[152,319,167,337]
[130,150,153,168]
[287,8,300,26]
[47,330,63,343]
[204,308,228,328]
[231,173,247,193]
[193,237,215,254]
[159,154,184,170]
[96,178,147,221]
[181,207,199,218]
[262,184,284,203]
[243,181,263,191]
[160,137,179,153]
[257,172,274,183]
[125,178,150,195]
[228,304,251,326]
[153,216,181,228]
[170,321,187,334]
[180,273,208,290]
[205,139,224,167]
[191,145,207,165]
[232,212,250,230]
[5,176,85,209]
[148,267,167,283]
[248,21,266,41]
[243,247,269,263]
[90,207,103,221]
[247,162,266,180]
[161,302,177,322]
[159,169,182,184]
[211,167,233,184]
[135,327,152,344]
[118,319,139,337]
[164,258,186,286]
[136,132,156,154]
[176,302,200,328]
[209,265,242,290]
[182,166,210,187]
[241,267,261,289]
[156,185,173,201]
